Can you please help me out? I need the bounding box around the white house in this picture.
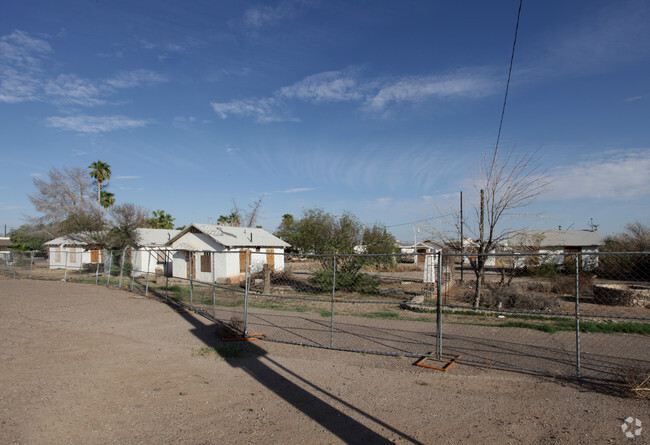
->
[130,228,181,276]
[44,236,103,270]
[167,224,290,282]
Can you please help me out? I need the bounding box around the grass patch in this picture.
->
[453,317,650,335]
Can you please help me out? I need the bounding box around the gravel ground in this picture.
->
[0,277,648,444]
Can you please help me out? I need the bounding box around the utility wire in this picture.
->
[494,0,523,153]
[387,213,456,228]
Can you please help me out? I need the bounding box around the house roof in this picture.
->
[45,228,182,248]
[508,230,604,248]
[0,237,11,250]
[44,235,88,247]
[168,223,290,249]
[135,228,181,246]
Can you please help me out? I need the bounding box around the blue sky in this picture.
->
[1,0,649,242]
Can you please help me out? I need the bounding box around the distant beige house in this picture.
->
[506,230,604,268]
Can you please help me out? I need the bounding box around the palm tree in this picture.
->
[147,210,175,229]
[88,161,112,216]
[99,191,115,215]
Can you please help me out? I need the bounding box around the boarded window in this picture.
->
[266,249,275,269]
[200,253,211,273]
[91,249,99,263]
[55,247,61,262]
[69,247,76,263]
[157,250,166,264]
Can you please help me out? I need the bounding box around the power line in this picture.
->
[387,213,456,228]
[494,0,523,152]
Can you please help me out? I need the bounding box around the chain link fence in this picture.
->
[2,248,648,382]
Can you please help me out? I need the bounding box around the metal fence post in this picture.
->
[575,254,581,379]
[436,251,443,359]
[29,251,34,279]
[95,255,100,285]
[243,249,251,335]
[330,255,336,348]
[119,248,125,288]
[130,248,135,293]
[64,249,68,282]
[211,252,216,317]
[145,249,152,296]
[106,250,113,286]
[189,252,194,310]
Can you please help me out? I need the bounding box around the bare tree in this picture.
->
[229,195,264,228]
[108,203,149,249]
[432,147,549,307]
[28,166,96,227]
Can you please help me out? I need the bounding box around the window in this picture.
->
[69,247,76,263]
[157,250,166,264]
[200,253,211,273]
[55,247,61,262]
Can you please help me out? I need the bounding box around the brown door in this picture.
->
[185,252,195,279]
[266,249,275,270]
[239,249,250,273]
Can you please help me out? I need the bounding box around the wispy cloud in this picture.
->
[0,30,166,106]
[29,172,42,177]
[364,71,497,112]
[624,95,644,103]
[115,175,140,180]
[172,116,197,128]
[280,69,364,103]
[545,149,650,200]
[280,187,315,193]
[242,0,311,28]
[45,115,152,133]
[211,97,292,123]
[211,67,497,122]
[105,69,167,89]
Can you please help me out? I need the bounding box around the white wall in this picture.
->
[131,248,175,276]
[170,247,285,282]
[48,246,91,269]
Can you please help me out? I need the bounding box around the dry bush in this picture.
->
[220,316,245,339]
[617,366,650,399]
[461,284,560,311]
[550,275,593,297]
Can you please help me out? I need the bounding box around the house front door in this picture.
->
[185,251,196,279]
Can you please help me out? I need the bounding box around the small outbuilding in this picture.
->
[44,236,104,269]
[167,224,290,282]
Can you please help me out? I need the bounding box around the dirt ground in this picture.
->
[0,278,648,444]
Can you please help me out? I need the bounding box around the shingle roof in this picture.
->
[509,230,603,247]
[168,223,290,249]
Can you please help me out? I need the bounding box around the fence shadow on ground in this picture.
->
[163,296,423,444]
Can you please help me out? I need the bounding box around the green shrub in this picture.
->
[309,269,381,295]
[110,261,132,276]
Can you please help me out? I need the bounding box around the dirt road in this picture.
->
[0,278,647,444]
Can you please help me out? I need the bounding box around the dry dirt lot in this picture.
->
[0,278,648,444]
